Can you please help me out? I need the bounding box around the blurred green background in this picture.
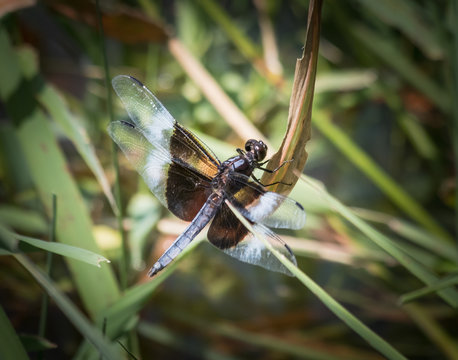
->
[0,0,457,359]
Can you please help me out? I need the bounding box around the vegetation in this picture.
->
[0,0,456,359]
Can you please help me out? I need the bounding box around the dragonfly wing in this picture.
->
[108,121,212,221]
[207,202,297,276]
[225,172,306,230]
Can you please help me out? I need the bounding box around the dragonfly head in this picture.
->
[245,139,267,162]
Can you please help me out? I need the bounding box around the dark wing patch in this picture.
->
[209,217,297,276]
[169,123,220,180]
[207,203,249,249]
[110,75,220,221]
[166,161,213,221]
[112,75,220,179]
[108,121,213,221]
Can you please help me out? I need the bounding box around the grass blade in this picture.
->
[95,0,129,290]
[452,0,458,252]
[38,194,57,358]
[298,175,458,308]
[14,254,123,360]
[312,109,452,243]
[355,0,443,60]
[140,319,356,360]
[196,0,280,85]
[354,208,457,262]
[0,29,121,318]
[0,305,29,360]
[224,200,408,360]
[351,24,450,113]
[0,223,110,268]
[36,85,119,217]
[0,205,48,235]
[400,273,458,304]
[403,304,458,360]
[73,236,205,360]
[15,112,121,316]
[16,233,110,268]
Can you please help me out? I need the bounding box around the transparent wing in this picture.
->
[112,75,220,178]
[109,75,223,220]
[108,121,213,221]
[207,203,297,276]
[221,224,297,276]
[108,121,170,207]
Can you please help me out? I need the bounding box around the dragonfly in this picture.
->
[108,75,306,276]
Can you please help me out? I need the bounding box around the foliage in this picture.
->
[0,1,456,359]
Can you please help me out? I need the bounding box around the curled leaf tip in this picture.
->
[96,257,111,267]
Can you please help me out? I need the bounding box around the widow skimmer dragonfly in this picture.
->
[108,75,306,276]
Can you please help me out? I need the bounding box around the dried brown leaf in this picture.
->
[261,0,323,196]
[0,0,35,18]
[48,1,169,44]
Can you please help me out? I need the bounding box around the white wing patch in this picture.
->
[227,173,306,230]
[112,75,176,152]
[108,121,171,208]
